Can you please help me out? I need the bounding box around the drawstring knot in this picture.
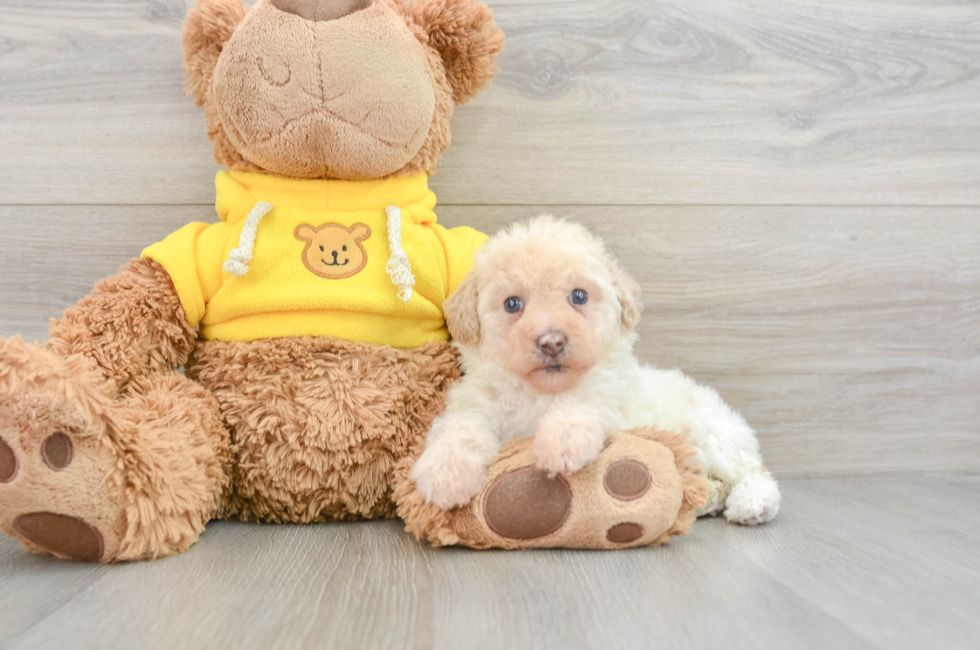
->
[385,205,415,303]
[224,202,274,277]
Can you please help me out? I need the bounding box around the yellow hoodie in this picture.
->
[141,171,486,348]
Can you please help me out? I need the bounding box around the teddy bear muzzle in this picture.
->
[270,0,373,22]
[211,0,436,180]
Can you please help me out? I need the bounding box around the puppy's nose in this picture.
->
[536,331,568,357]
[271,0,373,21]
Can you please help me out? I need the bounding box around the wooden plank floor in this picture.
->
[1,477,978,650]
[1,0,978,648]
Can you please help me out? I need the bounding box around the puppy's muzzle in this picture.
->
[536,330,568,359]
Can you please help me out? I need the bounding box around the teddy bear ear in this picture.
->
[349,224,372,241]
[183,0,247,108]
[294,224,316,241]
[404,0,505,106]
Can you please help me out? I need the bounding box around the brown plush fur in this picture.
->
[47,258,197,391]
[187,337,460,523]
[403,0,504,106]
[630,427,708,545]
[393,427,708,550]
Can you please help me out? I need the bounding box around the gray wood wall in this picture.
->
[1,0,977,478]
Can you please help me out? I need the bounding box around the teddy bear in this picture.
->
[0,0,705,563]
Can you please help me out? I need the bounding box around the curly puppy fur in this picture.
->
[411,216,782,525]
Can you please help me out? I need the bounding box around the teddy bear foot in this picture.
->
[0,338,128,562]
[0,337,231,563]
[395,427,708,550]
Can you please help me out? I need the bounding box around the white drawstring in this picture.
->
[224,202,274,277]
[385,205,415,303]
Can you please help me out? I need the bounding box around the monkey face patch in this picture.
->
[294,223,372,279]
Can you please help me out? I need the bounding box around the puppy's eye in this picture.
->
[570,289,588,305]
[319,246,325,252]
[504,296,523,314]
[342,245,347,252]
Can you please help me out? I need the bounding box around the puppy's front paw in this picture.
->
[724,472,781,525]
[411,445,487,510]
[533,414,605,476]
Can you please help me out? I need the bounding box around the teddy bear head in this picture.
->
[183,0,505,180]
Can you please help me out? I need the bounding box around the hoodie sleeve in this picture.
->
[141,222,228,328]
[429,224,488,299]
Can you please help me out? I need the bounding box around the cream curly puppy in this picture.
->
[412,215,781,525]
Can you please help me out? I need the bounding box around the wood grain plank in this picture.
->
[1,478,978,650]
[701,477,980,650]
[423,531,873,650]
[1,522,435,650]
[1,204,976,477]
[0,536,111,643]
[1,0,979,205]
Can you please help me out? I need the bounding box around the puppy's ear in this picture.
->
[444,274,481,344]
[183,0,246,107]
[405,0,505,105]
[609,259,643,330]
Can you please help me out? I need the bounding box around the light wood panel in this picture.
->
[1,477,978,649]
[1,204,977,477]
[1,0,979,205]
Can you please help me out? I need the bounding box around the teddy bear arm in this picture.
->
[46,258,197,389]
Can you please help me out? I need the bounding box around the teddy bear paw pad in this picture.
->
[13,512,105,562]
[606,522,644,544]
[482,467,572,540]
[40,432,73,471]
[0,435,17,483]
[603,459,652,501]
